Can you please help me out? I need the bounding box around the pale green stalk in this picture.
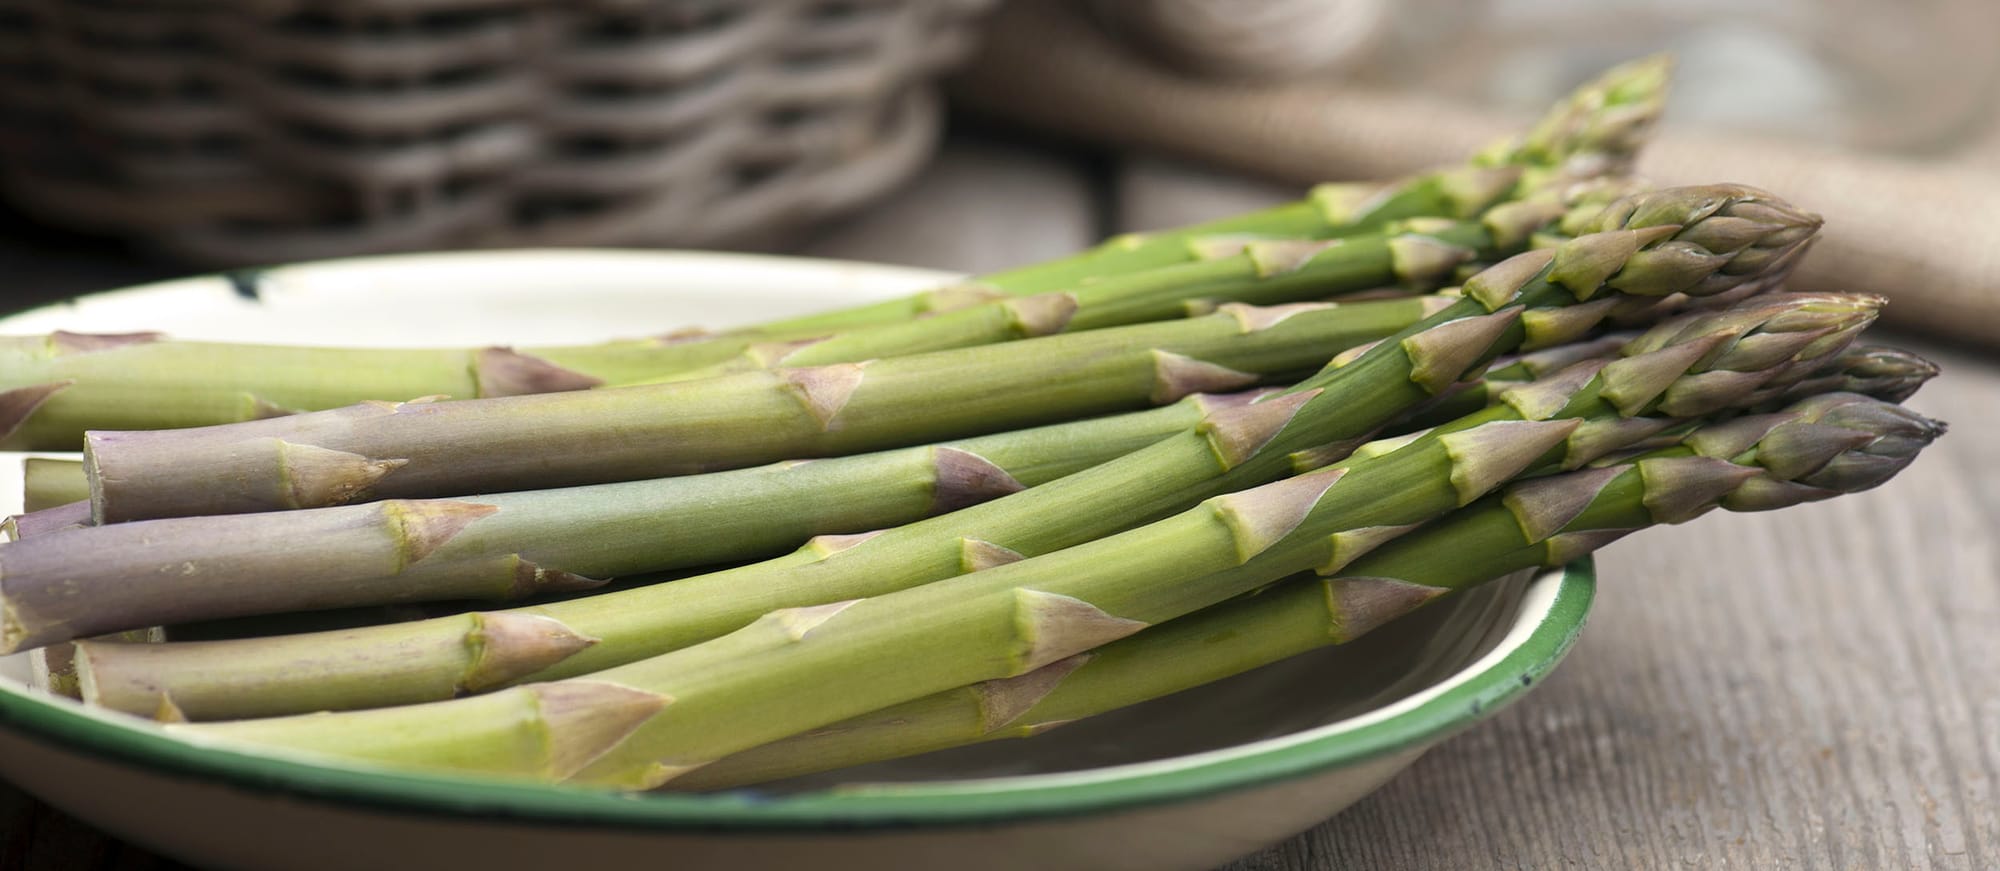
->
[673,391,1941,789]
[74,185,1818,723]
[177,289,1870,787]
[21,457,86,511]
[83,239,1540,522]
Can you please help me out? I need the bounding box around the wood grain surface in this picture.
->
[2,139,1995,871]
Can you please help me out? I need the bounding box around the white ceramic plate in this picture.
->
[0,251,1593,871]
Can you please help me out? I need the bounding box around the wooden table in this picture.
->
[2,136,1996,870]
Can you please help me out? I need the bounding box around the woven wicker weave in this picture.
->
[0,0,993,265]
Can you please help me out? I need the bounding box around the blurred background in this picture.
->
[1,0,1996,343]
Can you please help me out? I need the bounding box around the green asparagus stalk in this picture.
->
[971,55,1669,296]
[82,214,1569,523]
[1,501,88,541]
[0,336,681,451]
[673,391,1942,789]
[73,213,1827,722]
[175,289,1864,787]
[3,386,1276,651]
[21,457,86,511]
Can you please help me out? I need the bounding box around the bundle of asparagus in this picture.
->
[0,59,1947,793]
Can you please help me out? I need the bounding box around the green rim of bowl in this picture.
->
[0,561,1593,831]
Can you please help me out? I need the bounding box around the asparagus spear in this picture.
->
[28,298,1462,644]
[0,337,637,452]
[21,457,86,511]
[82,209,1571,523]
[175,291,1866,786]
[972,55,1669,296]
[73,218,1828,722]
[0,501,88,541]
[673,391,1943,790]
[3,386,1275,650]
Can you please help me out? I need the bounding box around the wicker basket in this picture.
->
[0,0,994,265]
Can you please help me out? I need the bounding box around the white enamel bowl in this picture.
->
[0,251,1593,871]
